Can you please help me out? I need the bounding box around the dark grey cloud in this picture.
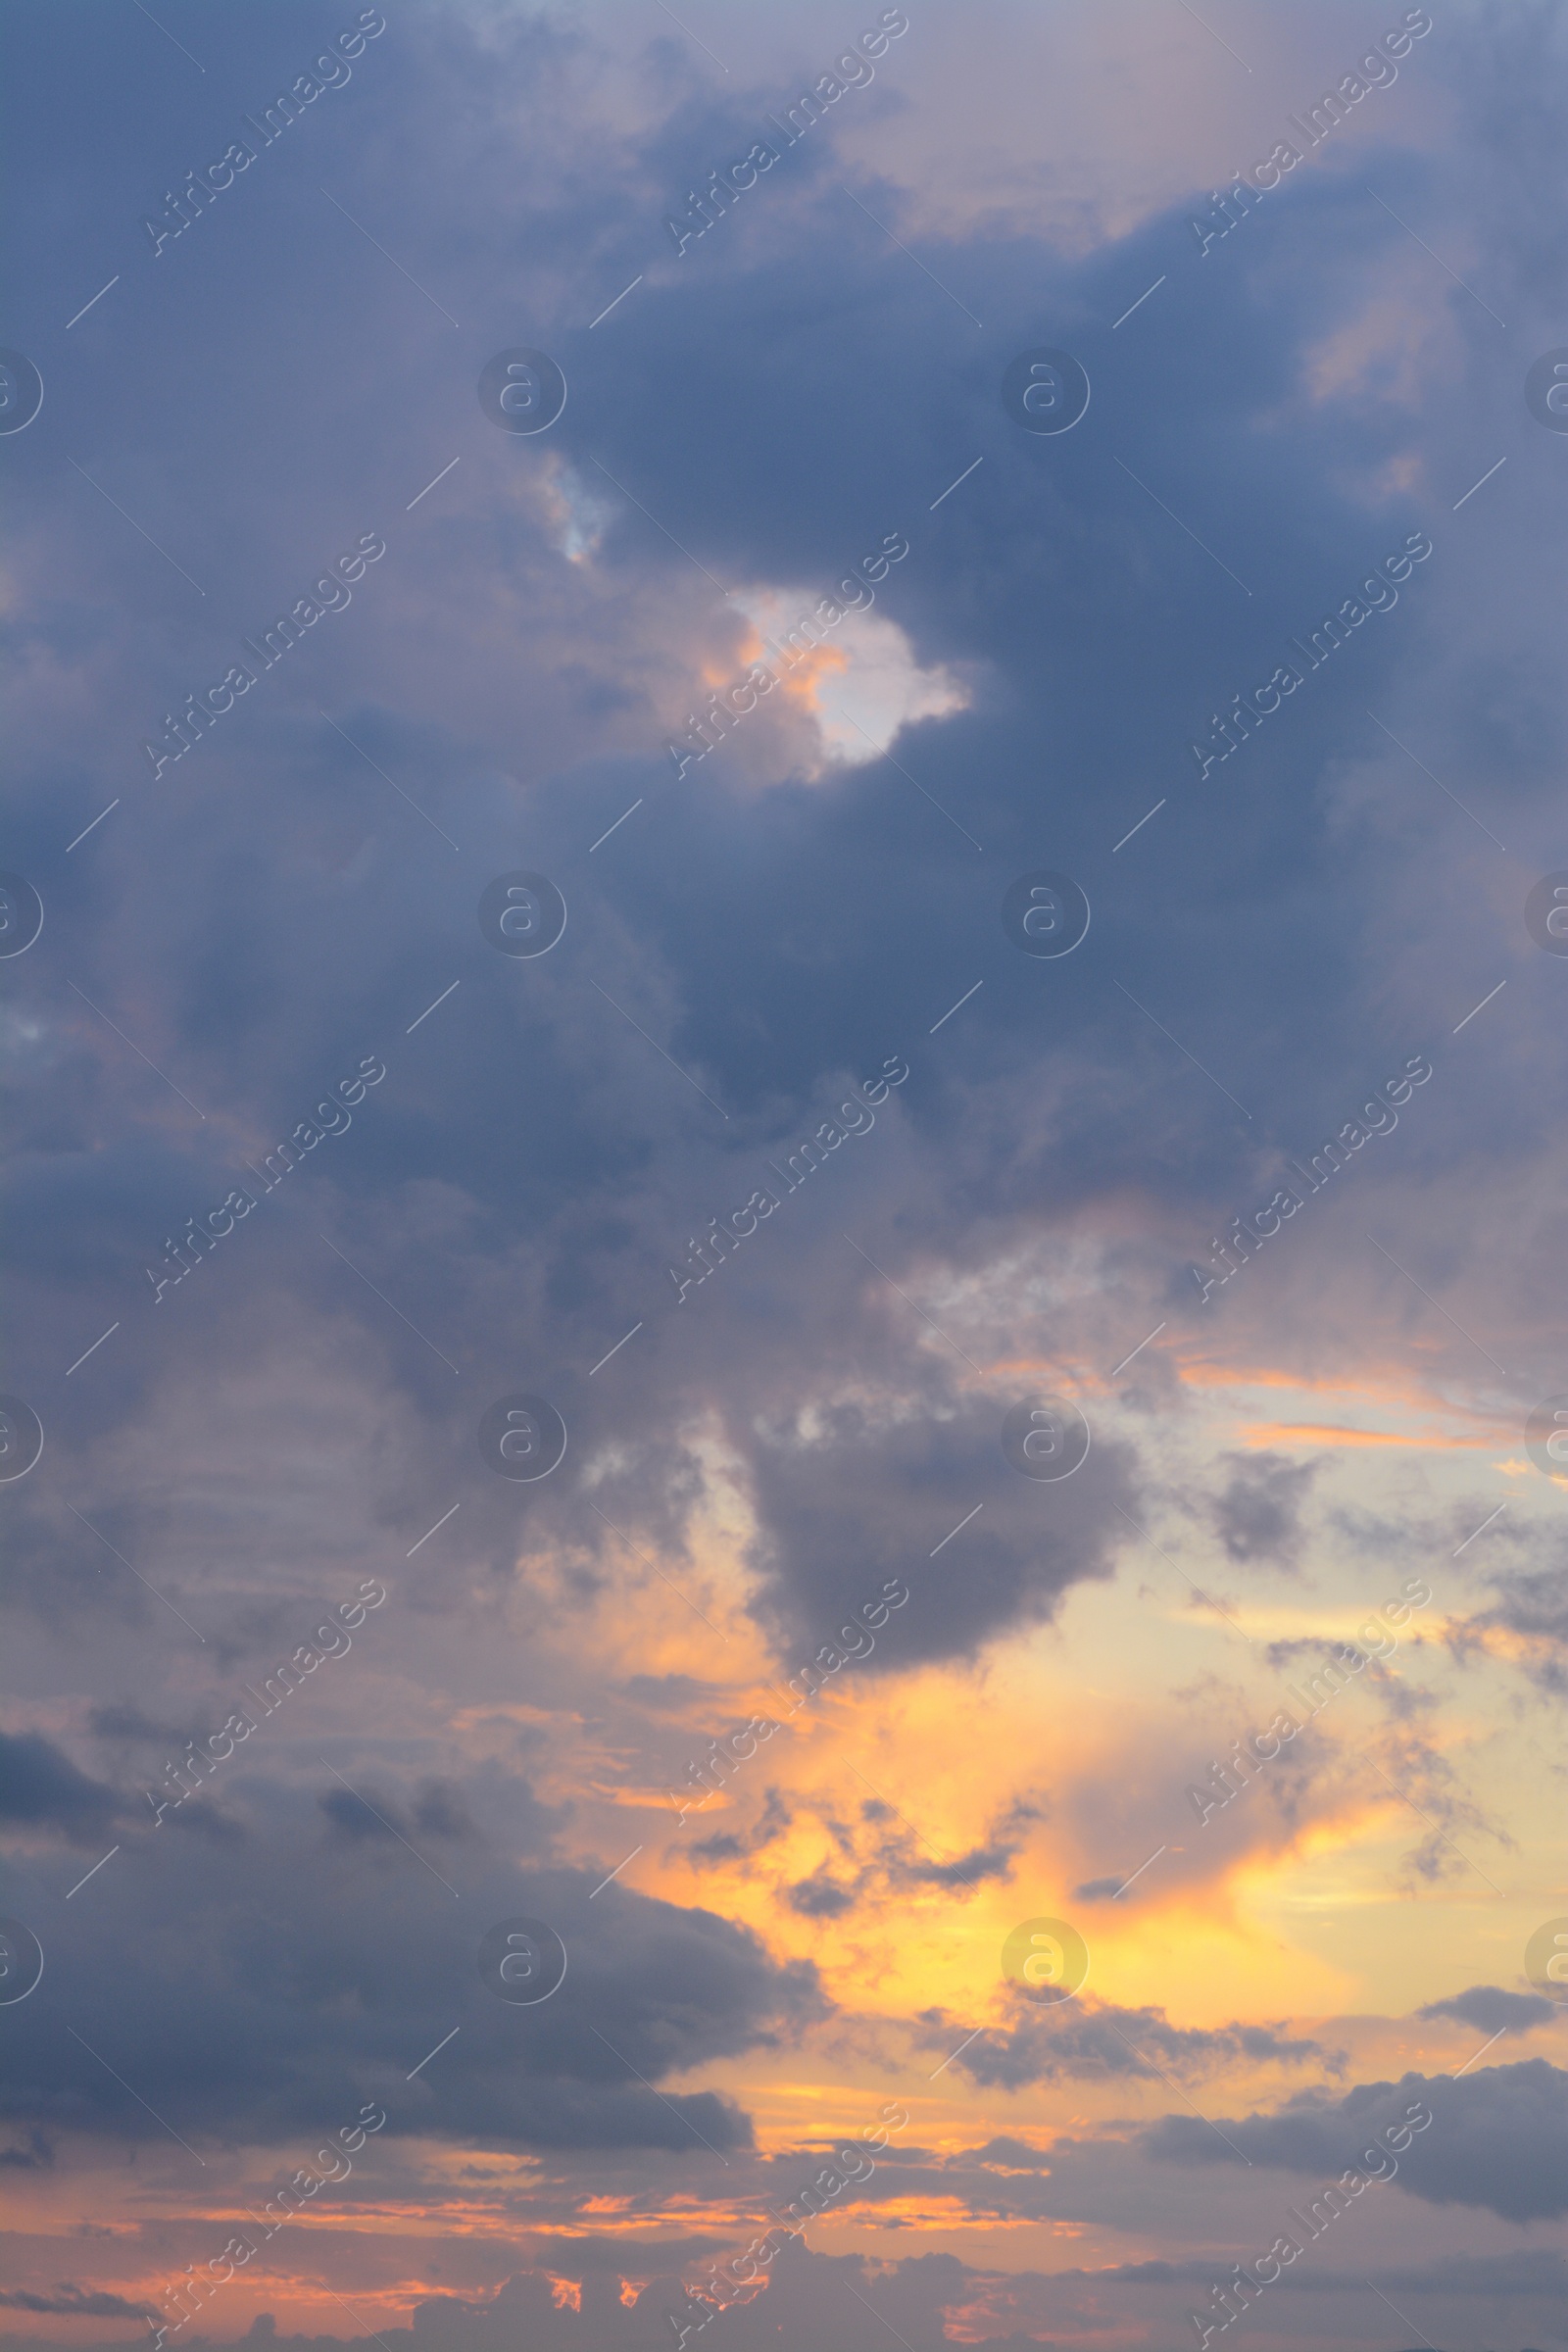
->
[920,1997,1322,2091]
[1143,2060,1568,2221]
[1417,1984,1559,2034]
[318,1778,475,1848]
[744,1395,1137,1667]
[0,1766,822,2157]
[1205,1451,1317,1567]
[688,1788,793,1868]
[0,2289,152,2319]
[1453,1563,1568,1691]
[963,2135,1053,2172]
[783,1873,856,1919]
[874,1792,1046,1893]
[0,2126,54,2171]
[689,1788,1036,1918]
[0,1727,122,1842]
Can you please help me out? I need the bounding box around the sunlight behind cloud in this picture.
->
[736,587,968,771]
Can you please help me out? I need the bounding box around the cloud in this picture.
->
[318,1779,474,1848]
[5,0,1568,2334]
[783,1873,856,1919]
[1205,1452,1317,1566]
[744,1394,1139,1668]
[922,1998,1322,2091]
[0,2290,153,2319]
[1,1770,823,2157]
[0,1727,122,1843]
[692,1785,1038,1922]
[1143,2060,1568,2221]
[1453,1564,1568,1691]
[689,1789,794,1868]
[964,2135,1054,2172]
[1416,1984,1559,2034]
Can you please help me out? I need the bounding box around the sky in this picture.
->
[2,4,1567,2352]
